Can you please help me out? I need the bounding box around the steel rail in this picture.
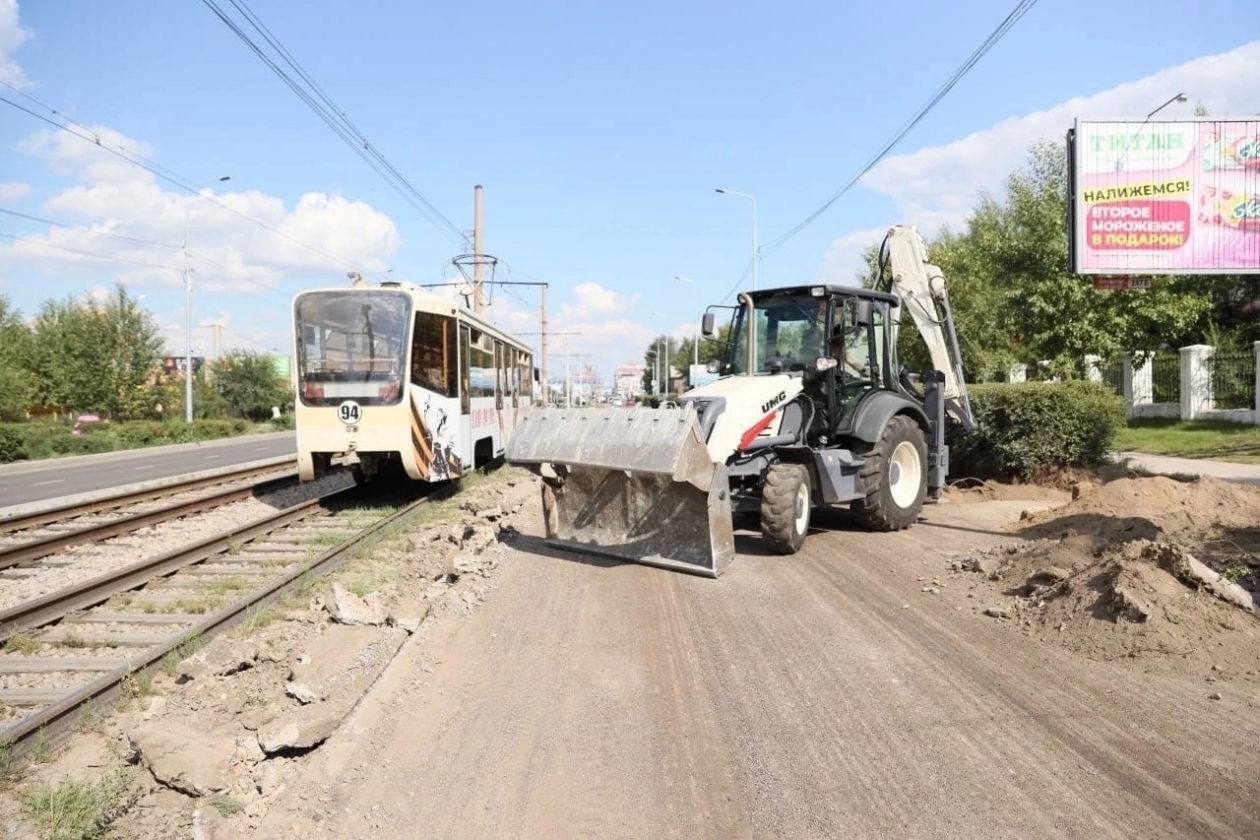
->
[0,457,297,535]
[0,472,298,570]
[0,482,453,756]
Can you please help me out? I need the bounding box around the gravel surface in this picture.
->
[0,471,353,613]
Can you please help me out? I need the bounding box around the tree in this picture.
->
[889,141,1211,378]
[0,295,33,420]
[27,283,164,418]
[210,349,290,421]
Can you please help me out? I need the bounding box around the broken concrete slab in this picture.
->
[128,717,234,796]
[257,707,343,754]
[325,582,388,626]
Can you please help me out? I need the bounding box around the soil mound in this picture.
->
[945,480,1070,505]
[959,475,1260,679]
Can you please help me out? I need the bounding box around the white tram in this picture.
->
[292,279,535,483]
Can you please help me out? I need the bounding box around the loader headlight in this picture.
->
[815,357,838,371]
[810,286,826,297]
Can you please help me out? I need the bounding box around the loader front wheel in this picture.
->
[760,463,811,554]
[852,415,927,531]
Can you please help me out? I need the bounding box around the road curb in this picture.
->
[0,431,295,478]
[0,455,297,520]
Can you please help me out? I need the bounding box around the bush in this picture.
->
[951,381,1125,480]
[270,413,294,431]
[0,423,25,463]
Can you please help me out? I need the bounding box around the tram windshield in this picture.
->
[295,290,411,407]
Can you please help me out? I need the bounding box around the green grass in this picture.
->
[19,765,133,840]
[1115,418,1260,464]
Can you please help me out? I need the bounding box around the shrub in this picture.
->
[270,413,295,431]
[190,419,237,441]
[950,381,1126,480]
[0,423,25,463]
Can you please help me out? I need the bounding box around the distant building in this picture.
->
[614,362,645,397]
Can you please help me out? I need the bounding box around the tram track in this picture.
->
[0,465,299,571]
[0,479,450,757]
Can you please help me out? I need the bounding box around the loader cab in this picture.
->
[719,285,899,437]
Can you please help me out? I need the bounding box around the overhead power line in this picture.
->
[0,208,182,251]
[201,0,469,248]
[759,0,1042,257]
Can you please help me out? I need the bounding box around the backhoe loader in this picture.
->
[506,224,975,577]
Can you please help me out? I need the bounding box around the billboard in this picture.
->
[1068,118,1260,275]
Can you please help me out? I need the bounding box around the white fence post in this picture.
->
[1007,364,1026,383]
[1180,344,1214,420]
[1254,341,1260,425]
[1124,352,1154,408]
[1084,354,1103,383]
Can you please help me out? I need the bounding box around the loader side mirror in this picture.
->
[701,312,716,337]
[854,299,874,327]
[706,360,721,374]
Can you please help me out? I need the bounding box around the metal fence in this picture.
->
[1100,356,1124,396]
[1151,352,1180,404]
[1209,350,1256,410]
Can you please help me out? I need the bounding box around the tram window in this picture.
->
[508,347,519,408]
[494,341,505,410]
[411,312,457,397]
[518,353,532,400]
[467,330,494,399]
[460,326,471,414]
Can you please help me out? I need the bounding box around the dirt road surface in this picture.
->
[254,495,1260,839]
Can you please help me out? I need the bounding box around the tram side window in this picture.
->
[494,341,505,410]
[468,330,495,399]
[411,312,457,397]
[518,353,533,401]
[460,326,472,415]
[508,347,519,408]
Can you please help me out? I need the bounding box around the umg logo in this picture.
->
[760,391,786,414]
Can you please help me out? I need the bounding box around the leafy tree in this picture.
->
[27,284,164,418]
[863,141,1212,379]
[0,295,33,420]
[210,349,290,421]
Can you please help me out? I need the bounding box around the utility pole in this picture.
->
[539,332,580,406]
[540,283,549,408]
[472,185,485,316]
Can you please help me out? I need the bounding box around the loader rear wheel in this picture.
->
[852,415,927,531]
[760,462,811,554]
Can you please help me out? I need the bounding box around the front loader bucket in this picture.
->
[505,406,735,578]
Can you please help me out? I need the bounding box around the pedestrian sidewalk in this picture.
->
[1116,451,1260,486]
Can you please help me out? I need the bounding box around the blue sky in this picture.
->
[0,0,1257,384]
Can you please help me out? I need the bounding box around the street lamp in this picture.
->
[715,188,758,291]
[674,276,700,368]
[184,175,230,422]
[1114,93,1188,171]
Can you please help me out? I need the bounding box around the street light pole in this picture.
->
[1114,93,1188,171]
[715,189,758,290]
[674,276,700,368]
[184,175,230,422]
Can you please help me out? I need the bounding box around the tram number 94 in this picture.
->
[338,401,362,425]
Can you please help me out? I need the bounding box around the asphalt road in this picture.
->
[0,432,295,509]
[257,494,1260,839]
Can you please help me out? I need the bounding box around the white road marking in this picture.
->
[33,479,64,486]
[203,454,222,459]
[133,465,156,471]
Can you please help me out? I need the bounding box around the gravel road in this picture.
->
[256,497,1260,839]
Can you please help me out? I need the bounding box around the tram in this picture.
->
[292,278,535,483]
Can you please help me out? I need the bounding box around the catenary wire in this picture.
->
[200,0,469,248]
[0,88,383,279]
[757,0,1041,262]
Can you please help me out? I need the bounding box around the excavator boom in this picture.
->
[879,225,976,434]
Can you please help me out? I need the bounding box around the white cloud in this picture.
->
[0,0,31,89]
[0,181,31,202]
[2,124,403,296]
[822,40,1260,280]
[556,281,640,322]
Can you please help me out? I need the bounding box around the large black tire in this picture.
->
[760,462,811,554]
[851,415,927,531]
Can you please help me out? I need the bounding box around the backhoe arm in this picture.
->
[879,225,975,435]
